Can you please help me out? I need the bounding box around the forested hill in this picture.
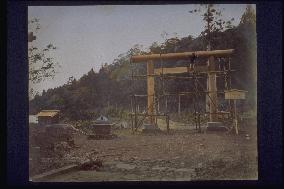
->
[29,17,256,121]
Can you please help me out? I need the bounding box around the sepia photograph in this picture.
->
[28,4,257,181]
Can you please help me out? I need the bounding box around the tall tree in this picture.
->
[238,5,257,110]
[239,5,256,26]
[28,18,60,98]
[189,4,235,50]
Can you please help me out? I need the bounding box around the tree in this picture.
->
[189,4,235,50]
[238,5,257,111]
[239,5,256,26]
[28,18,60,98]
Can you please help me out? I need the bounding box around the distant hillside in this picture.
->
[29,20,256,121]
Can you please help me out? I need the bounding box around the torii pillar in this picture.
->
[147,60,155,125]
[207,56,218,122]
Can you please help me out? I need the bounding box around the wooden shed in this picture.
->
[224,89,248,100]
[36,110,60,126]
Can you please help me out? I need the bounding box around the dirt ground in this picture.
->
[30,118,258,182]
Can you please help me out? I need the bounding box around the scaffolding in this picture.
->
[129,49,235,133]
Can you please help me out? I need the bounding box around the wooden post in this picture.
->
[198,113,201,133]
[228,61,233,119]
[134,96,137,130]
[147,60,155,125]
[178,94,181,115]
[166,115,169,134]
[131,114,134,133]
[208,56,218,122]
[234,99,238,134]
[206,79,209,113]
[130,96,133,113]
[107,99,110,109]
[157,97,160,113]
[165,98,168,112]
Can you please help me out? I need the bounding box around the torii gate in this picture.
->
[131,49,234,125]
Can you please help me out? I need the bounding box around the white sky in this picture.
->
[28,4,254,95]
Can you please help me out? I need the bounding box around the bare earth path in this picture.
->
[37,123,257,182]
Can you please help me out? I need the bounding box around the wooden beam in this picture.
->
[154,66,208,75]
[154,67,189,75]
[131,49,234,63]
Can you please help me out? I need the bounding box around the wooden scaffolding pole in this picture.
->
[178,94,181,115]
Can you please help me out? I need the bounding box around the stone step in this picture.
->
[30,160,91,181]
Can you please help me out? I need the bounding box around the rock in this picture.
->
[165,167,176,172]
[130,156,138,161]
[120,121,128,129]
[245,134,251,140]
[142,124,161,133]
[54,142,71,152]
[197,162,203,169]
[175,168,195,174]
[116,163,136,170]
[138,165,148,171]
[80,159,103,171]
[206,122,228,132]
[152,166,167,171]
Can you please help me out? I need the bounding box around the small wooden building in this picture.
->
[36,110,60,126]
[224,89,248,100]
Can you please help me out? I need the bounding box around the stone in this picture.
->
[116,163,136,170]
[175,168,195,174]
[138,165,148,171]
[142,124,161,133]
[206,122,228,132]
[130,156,138,161]
[152,166,167,171]
[197,162,203,169]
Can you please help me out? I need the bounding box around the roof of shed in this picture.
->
[224,89,248,93]
[37,110,60,117]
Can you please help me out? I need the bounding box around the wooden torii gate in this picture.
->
[131,49,234,125]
